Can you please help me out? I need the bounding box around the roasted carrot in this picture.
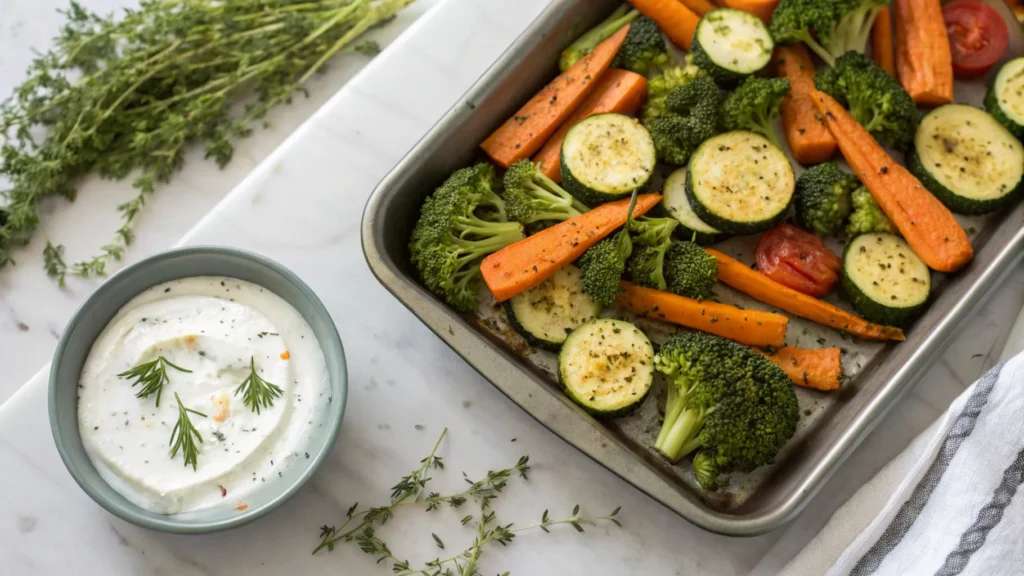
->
[534,70,648,182]
[754,346,842,391]
[616,282,788,348]
[809,90,973,272]
[894,0,954,105]
[773,45,837,165]
[679,0,718,17]
[480,26,630,169]
[872,6,896,77]
[722,0,780,23]
[481,194,661,302]
[707,248,906,342]
[628,0,700,51]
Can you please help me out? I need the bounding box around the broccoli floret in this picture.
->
[642,54,706,126]
[559,5,639,71]
[720,76,791,149]
[613,15,670,76]
[815,51,919,150]
[654,333,800,490]
[648,76,722,165]
[770,0,890,68]
[502,159,589,225]
[663,241,718,300]
[794,162,858,236]
[625,217,678,290]
[577,229,633,307]
[409,164,525,312]
[846,186,896,236]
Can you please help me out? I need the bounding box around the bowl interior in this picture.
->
[49,246,347,533]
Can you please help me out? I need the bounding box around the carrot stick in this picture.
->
[480,26,630,169]
[894,0,953,105]
[707,248,906,342]
[871,6,896,77]
[722,0,780,23]
[534,70,648,182]
[754,346,842,391]
[616,282,788,348]
[628,0,700,51]
[680,0,718,17]
[773,45,837,165]
[481,194,661,302]
[809,90,973,272]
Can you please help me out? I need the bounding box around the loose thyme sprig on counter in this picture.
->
[314,428,622,575]
[0,0,417,282]
[235,357,284,414]
[117,356,191,407]
[169,392,207,470]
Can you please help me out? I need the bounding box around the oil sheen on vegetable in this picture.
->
[77,277,328,514]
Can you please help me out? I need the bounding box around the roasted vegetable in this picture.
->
[410,164,524,312]
[794,161,858,236]
[654,332,799,490]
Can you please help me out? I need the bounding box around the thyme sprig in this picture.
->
[314,429,622,575]
[117,355,191,407]
[169,392,207,470]
[234,356,284,414]
[0,0,416,281]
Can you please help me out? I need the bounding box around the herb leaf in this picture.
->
[234,356,284,414]
[169,392,206,470]
[117,355,192,407]
[0,0,417,279]
[312,428,622,574]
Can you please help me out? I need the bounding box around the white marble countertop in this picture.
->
[3,0,1024,574]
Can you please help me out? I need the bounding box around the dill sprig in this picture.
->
[0,0,417,282]
[169,392,207,470]
[314,429,621,575]
[117,355,192,407]
[234,356,284,414]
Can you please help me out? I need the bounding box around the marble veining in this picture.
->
[2,0,1024,574]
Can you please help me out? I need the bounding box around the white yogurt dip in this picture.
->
[77,276,328,514]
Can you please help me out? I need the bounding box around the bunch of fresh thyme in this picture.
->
[315,429,622,575]
[0,0,415,284]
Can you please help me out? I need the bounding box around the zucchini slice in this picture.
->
[691,8,773,86]
[558,318,654,418]
[660,167,726,245]
[686,131,795,235]
[561,113,656,205]
[842,233,930,328]
[908,104,1024,215]
[504,265,601,351]
[985,56,1024,140]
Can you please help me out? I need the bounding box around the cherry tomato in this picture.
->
[755,224,842,297]
[943,0,1009,79]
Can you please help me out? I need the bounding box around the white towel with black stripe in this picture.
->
[793,353,1024,576]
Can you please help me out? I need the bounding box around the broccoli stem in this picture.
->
[531,172,588,215]
[452,228,524,258]
[835,5,885,57]
[657,405,706,462]
[559,6,639,71]
[798,33,836,69]
[455,217,524,239]
[754,110,782,150]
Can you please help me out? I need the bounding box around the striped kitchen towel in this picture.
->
[823,353,1024,576]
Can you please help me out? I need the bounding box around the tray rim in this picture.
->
[361,0,1024,535]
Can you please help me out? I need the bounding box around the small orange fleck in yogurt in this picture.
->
[184,335,197,349]
[280,350,290,360]
[211,393,230,422]
[235,502,248,511]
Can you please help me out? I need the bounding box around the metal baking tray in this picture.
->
[363,0,1024,535]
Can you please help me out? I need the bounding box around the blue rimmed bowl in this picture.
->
[49,246,347,533]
